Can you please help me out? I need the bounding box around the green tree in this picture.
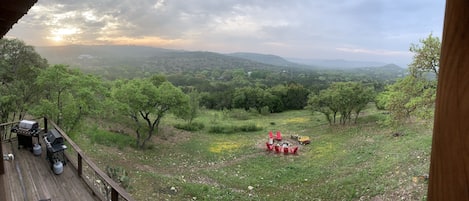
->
[378,34,439,122]
[0,38,48,121]
[283,83,310,110]
[179,89,200,125]
[268,85,287,112]
[380,76,436,122]
[200,83,234,110]
[232,87,262,112]
[232,86,278,113]
[112,78,189,149]
[409,33,441,77]
[350,84,375,123]
[34,64,74,127]
[307,92,334,125]
[0,88,15,123]
[308,82,374,125]
[33,64,106,131]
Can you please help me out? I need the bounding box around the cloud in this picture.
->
[95,36,189,47]
[6,0,445,65]
[336,47,411,56]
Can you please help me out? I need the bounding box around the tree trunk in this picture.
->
[136,129,142,149]
[130,114,142,149]
[140,128,154,149]
[333,111,337,124]
[354,111,360,124]
[427,0,469,200]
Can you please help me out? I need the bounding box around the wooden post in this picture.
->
[0,127,6,201]
[111,188,118,201]
[0,124,4,176]
[78,154,82,177]
[0,174,6,201]
[0,136,3,175]
[427,0,469,200]
[44,117,48,132]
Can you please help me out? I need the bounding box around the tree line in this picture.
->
[0,34,438,148]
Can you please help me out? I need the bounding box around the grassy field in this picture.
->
[72,105,433,201]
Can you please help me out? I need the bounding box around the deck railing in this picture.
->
[0,117,135,201]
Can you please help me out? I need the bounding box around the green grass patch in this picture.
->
[73,107,432,201]
[208,123,262,134]
[83,125,135,149]
[174,122,205,131]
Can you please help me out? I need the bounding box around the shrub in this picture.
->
[106,166,131,190]
[174,122,205,131]
[209,125,235,134]
[208,123,262,134]
[86,126,134,149]
[226,109,251,120]
[238,123,262,132]
[260,106,270,115]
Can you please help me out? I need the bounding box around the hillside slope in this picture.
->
[35,45,405,82]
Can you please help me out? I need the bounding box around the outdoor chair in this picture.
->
[266,142,273,151]
[283,147,289,154]
[275,131,282,141]
[290,146,299,154]
[274,145,281,153]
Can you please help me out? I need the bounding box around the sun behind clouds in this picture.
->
[47,27,81,44]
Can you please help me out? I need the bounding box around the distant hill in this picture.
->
[35,45,292,79]
[36,45,176,65]
[227,52,308,68]
[346,64,406,81]
[34,45,405,81]
[36,46,314,71]
[287,58,389,69]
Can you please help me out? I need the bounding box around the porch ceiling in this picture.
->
[0,0,38,38]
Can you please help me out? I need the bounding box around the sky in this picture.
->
[6,0,445,67]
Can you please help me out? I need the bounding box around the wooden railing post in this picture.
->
[78,154,82,177]
[0,138,3,176]
[43,117,48,131]
[111,188,118,201]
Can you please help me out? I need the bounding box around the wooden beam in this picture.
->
[427,0,469,200]
[0,141,4,175]
[0,174,6,201]
[0,0,38,37]
[0,140,4,201]
[1,125,4,176]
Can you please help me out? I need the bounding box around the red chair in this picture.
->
[276,131,282,141]
[266,142,273,151]
[290,146,298,154]
[268,131,274,139]
[283,147,289,154]
[274,145,281,153]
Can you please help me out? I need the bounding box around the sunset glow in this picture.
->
[48,27,81,43]
[5,0,445,66]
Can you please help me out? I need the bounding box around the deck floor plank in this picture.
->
[2,139,100,201]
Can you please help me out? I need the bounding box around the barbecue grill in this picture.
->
[10,120,41,150]
[44,128,67,174]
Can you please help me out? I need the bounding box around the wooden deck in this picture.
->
[1,138,100,201]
